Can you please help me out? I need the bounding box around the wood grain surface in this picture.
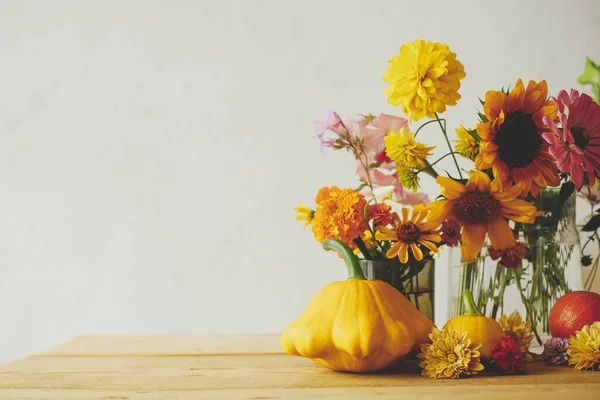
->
[0,334,598,399]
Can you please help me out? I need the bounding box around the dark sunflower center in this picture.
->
[397,222,421,244]
[493,111,541,168]
[453,190,502,225]
[572,126,590,149]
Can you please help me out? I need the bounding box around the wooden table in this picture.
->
[0,335,598,399]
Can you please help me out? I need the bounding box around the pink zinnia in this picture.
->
[542,90,600,189]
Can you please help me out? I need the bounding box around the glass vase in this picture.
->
[360,258,435,321]
[448,187,583,348]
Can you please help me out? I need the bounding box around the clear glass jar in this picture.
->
[448,188,583,348]
[360,258,435,321]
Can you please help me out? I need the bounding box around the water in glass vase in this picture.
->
[448,188,583,351]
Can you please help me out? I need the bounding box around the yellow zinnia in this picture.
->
[377,207,441,263]
[383,39,466,121]
[385,128,435,168]
[567,321,600,371]
[427,170,539,262]
[417,326,484,379]
[454,125,480,161]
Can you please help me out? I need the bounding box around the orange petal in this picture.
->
[386,242,402,258]
[466,170,492,191]
[399,243,409,263]
[436,176,466,199]
[460,224,487,262]
[419,240,438,253]
[427,199,456,223]
[476,123,494,141]
[487,218,515,250]
[483,90,506,121]
[410,243,424,260]
[506,79,526,112]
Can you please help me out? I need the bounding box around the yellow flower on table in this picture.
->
[567,321,600,371]
[427,170,539,262]
[383,39,465,122]
[384,128,435,168]
[417,326,484,379]
[498,312,534,362]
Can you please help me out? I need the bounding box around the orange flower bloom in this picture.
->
[475,79,559,197]
[377,207,441,263]
[428,171,539,262]
[311,186,368,248]
[367,203,393,226]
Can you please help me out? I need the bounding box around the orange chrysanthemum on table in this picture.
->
[475,79,559,197]
[311,186,369,248]
[377,207,441,263]
[427,171,540,262]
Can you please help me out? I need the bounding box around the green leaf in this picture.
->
[478,97,485,106]
[592,83,600,104]
[369,162,382,169]
[361,113,376,122]
[467,127,481,142]
[583,214,600,232]
[355,182,368,192]
[477,112,489,123]
[577,57,600,86]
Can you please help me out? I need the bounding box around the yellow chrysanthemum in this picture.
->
[311,186,368,248]
[377,207,441,263]
[454,125,480,161]
[417,326,484,379]
[384,128,435,168]
[383,39,466,122]
[567,321,600,371]
[397,166,420,192]
[498,312,534,362]
[293,202,314,229]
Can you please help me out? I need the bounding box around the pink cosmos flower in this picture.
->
[314,110,347,152]
[351,113,429,206]
[542,90,600,189]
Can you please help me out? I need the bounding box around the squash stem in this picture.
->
[323,238,366,280]
[462,289,482,316]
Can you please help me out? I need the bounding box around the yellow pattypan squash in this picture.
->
[281,238,435,373]
[443,289,504,360]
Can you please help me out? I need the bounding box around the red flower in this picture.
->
[488,242,528,269]
[491,336,526,374]
[367,203,393,226]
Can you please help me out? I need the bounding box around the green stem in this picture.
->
[461,289,483,316]
[323,238,366,280]
[353,237,373,261]
[416,152,461,175]
[420,159,439,179]
[414,119,444,138]
[492,267,508,320]
[435,112,463,179]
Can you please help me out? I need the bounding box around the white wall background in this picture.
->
[0,0,599,363]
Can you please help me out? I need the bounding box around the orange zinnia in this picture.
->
[377,207,441,263]
[428,171,539,262]
[475,79,559,197]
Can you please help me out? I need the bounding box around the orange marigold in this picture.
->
[367,203,393,226]
[311,186,369,248]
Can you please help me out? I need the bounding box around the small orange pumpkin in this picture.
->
[443,289,504,359]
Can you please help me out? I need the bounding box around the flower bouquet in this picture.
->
[295,39,600,343]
